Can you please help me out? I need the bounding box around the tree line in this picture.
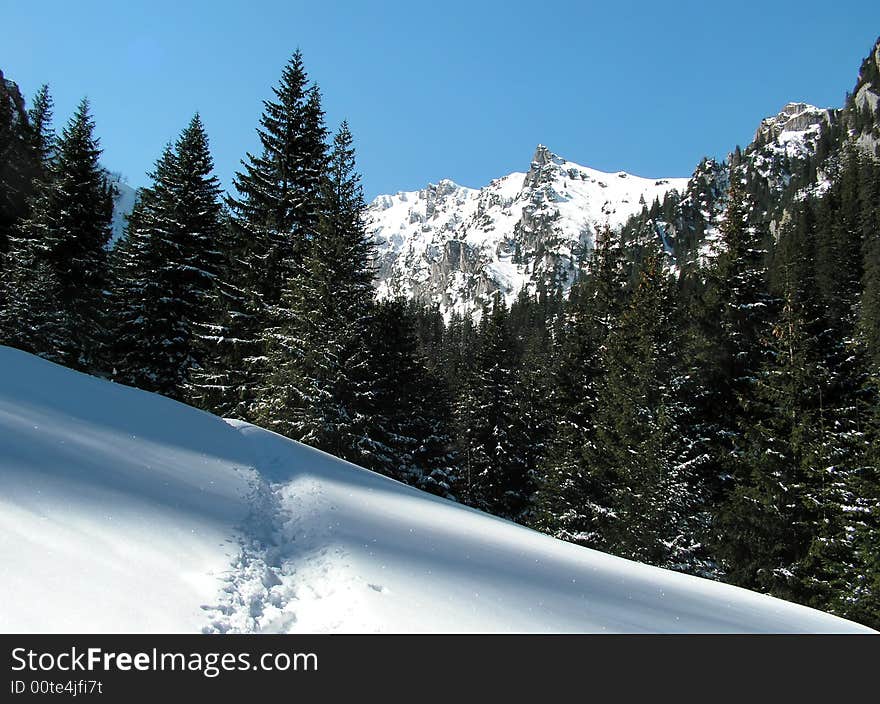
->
[1,51,878,629]
[0,53,458,497]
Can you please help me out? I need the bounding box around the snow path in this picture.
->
[200,421,875,634]
[202,422,375,633]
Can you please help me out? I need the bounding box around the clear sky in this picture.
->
[2,1,878,199]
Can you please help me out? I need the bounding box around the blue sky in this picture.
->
[3,1,878,199]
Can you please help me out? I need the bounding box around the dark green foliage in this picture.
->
[26,85,55,173]
[228,49,327,303]
[0,71,38,257]
[587,254,709,570]
[361,299,458,497]
[110,114,224,398]
[253,122,374,461]
[532,225,627,543]
[856,153,880,367]
[455,294,530,518]
[700,174,777,557]
[189,51,328,419]
[0,245,69,360]
[718,276,835,598]
[5,98,114,370]
[3,40,880,634]
[705,152,880,626]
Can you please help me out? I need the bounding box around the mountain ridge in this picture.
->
[368,145,689,318]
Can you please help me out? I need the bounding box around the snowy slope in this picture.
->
[0,347,255,632]
[369,146,689,318]
[0,347,873,633]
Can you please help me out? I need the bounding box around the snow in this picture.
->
[0,347,254,632]
[748,103,834,201]
[0,346,874,633]
[684,103,836,266]
[368,146,689,319]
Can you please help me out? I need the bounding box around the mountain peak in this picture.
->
[525,144,567,189]
[531,143,551,165]
[530,144,565,169]
[753,102,832,144]
[430,178,464,194]
[367,148,689,319]
[0,69,27,125]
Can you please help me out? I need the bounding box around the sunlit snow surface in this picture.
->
[0,347,873,633]
[368,148,689,319]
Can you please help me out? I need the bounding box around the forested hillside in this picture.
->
[1,38,878,630]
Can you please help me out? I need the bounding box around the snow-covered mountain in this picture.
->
[595,96,855,278]
[104,37,879,318]
[368,147,689,318]
[107,145,691,318]
[750,102,835,191]
[0,345,873,633]
[366,98,850,318]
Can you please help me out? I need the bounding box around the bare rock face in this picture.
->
[522,144,565,189]
[854,39,880,112]
[368,121,831,321]
[743,100,840,209]
[104,173,138,243]
[753,102,835,144]
[0,70,30,163]
[0,69,27,120]
[851,37,880,155]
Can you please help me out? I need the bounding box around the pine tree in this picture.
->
[0,243,68,359]
[706,172,777,568]
[26,85,54,174]
[795,158,879,626]
[455,294,528,518]
[189,51,327,419]
[845,371,880,628]
[846,148,880,630]
[254,122,374,461]
[111,114,224,398]
[509,290,558,522]
[229,50,326,302]
[580,254,708,569]
[718,272,828,597]
[814,147,864,336]
[360,299,458,497]
[715,172,773,382]
[712,166,877,616]
[858,154,880,367]
[0,83,55,339]
[8,98,114,369]
[532,225,626,544]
